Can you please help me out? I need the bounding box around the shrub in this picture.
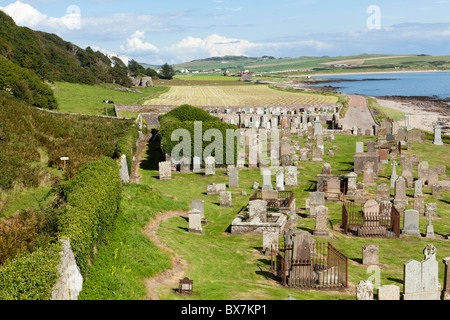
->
[58,157,122,276]
[0,243,61,300]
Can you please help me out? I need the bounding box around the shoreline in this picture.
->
[286,69,450,78]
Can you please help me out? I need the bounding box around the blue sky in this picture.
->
[1,0,450,64]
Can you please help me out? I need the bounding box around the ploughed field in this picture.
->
[143,85,338,107]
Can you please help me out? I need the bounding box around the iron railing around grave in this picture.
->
[249,191,294,209]
[342,201,401,238]
[271,243,348,289]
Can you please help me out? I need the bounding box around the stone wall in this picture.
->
[51,239,83,300]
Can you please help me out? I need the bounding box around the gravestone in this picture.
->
[262,169,273,190]
[313,205,330,237]
[394,176,408,206]
[205,156,216,176]
[414,198,425,216]
[207,183,226,195]
[378,149,389,164]
[356,142,364,153]
[309,192,325,218]
[425,203,437,217]
[428,168,439,187]
[159,161,172,181]
[433,125,443,145]
[191,200,205,222]
[276,167,285,191]
[322,163,331,175]
[360,199,384,236]
[346,172,357,196]
[376,183,390,202]
[390,161,398,189]
[311,148,323,162]
[362,244,379,265]
[248,145,258,168]
[402,209,420,236]
[414,180,423,198]
[418,161,429,186]
[193,156,201,173]
[366,141,377,153]
[119,154,130,184]
[426,214,435,239]
[188,209,203,234]
[432,184,443,197]
[363,161,376,186]
[443,257,450,300]
[248,200,267,221]
[285,166,298,187]
[403,244,440,300]
[262,229,279,256]
[314,120,322,137]
[377,285,400,300]
[356,281,374,300]
[253,182,259,190]
[401,155,414,188]
[220,191,232,207]
[227,165,239,188]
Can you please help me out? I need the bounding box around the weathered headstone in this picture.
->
[390,161,398,189]
[313,205,330,237]
[191,200,205,222]
[414,198,425,216]
[428,168,439,187]
[394,176,408,206]
[228,165,239,188]
[193,156,201,173]
[425,203,437,217]
[418,161,429,186]
[322,163,331,175]
[159,161,172,181]
[401,155,414,188]
[262,169,273,190]
[276,167,285,191]
[363,161,376,186]
[220,191,232,207]
[262,229,279,256]
[346,172,358,196]
[119,154,130,184]
[188,209,203,234]
[377,285,400,300]
[402,209,420,236]
[414,180,423,198]
[376,183,390,202]
[403,244,440,300]
[356,142,364,153]
[248,200,267,221]
[205,156,216,176]
[285,166,298,187]
[356,280,374,300]
[433,125,443,145]
[207,183,226,195]
[309,191,325,218]
[426,214,435,239]
[311,148,323,162]
[442,257,450,300]
[360,199,384,237]
[362,244,379,265]
[367,141,377,153]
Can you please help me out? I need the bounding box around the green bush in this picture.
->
[0,243,61,300]
[114,125,139,174]
[159,104,239,165]
[58,157,122,276]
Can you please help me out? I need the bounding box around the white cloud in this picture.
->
[120,31,159,54]
[0,1,81,31]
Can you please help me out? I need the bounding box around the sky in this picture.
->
[0,0,450,65]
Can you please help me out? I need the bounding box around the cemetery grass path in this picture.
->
[340,94,378,131]
[130,133,190,300]
[142,210,189,300]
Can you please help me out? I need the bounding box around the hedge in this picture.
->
[0,243,61,300]
[159,105,239,165]
[114,125,139,174]
[58,156,122,277]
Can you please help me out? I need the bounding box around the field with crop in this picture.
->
[144,85,339,106]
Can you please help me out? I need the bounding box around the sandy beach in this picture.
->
[287,69,450,78]
[375,97,450,136]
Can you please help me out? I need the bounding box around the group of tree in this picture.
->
[128,60,175,80]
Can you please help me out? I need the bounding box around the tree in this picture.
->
[160,63,175,80]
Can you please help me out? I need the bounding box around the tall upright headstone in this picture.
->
[433,125,443,146]
[262,169,273,190]
[227,165,239,188]
[285,166,298,187]
[205,156,216,176]
[159,161,172,181]
[313,205,330,237]
[188,209,203,234]
[191,200,205,222]
[346,172,358,196]
[276,167,285,191]
[402,209,420,236]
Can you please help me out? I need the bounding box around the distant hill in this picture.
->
[172,54,450,74]
[0,11,131,87]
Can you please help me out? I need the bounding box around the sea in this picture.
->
[311,71,450,100]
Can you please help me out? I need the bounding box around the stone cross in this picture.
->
[426,213,435,239]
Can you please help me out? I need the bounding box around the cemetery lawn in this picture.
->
[135,135,450,300]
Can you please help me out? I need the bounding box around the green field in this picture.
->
[53,82,168,116]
